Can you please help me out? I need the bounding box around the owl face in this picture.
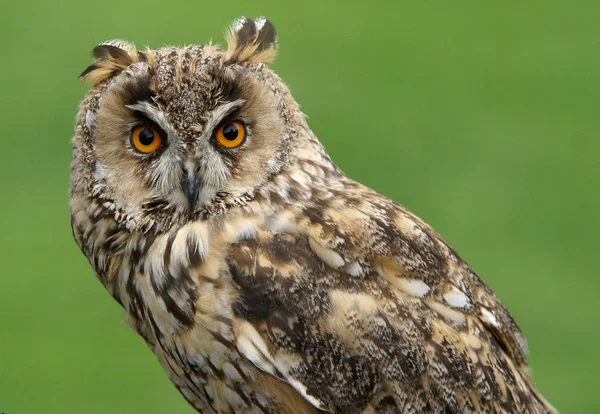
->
[76,19,292,229]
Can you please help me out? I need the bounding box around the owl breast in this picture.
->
[71,172,553,413]
[72,204,319,413]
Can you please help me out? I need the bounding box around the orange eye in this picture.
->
[215,121,246,148]
[131,125,162,153]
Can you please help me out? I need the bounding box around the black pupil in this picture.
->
[139,128,155,146]
[222,123,239,141]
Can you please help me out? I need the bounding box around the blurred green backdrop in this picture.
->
[1,0,599,412]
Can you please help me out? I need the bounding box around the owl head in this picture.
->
[71,17,327,232]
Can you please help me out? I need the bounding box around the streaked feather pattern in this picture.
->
[70,16,555,413]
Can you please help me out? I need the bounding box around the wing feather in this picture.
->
[226,183,555,413]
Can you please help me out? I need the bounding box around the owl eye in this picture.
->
[215,121,246,148]
[131,125,162,153]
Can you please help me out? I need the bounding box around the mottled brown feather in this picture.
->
[70,17,556,414]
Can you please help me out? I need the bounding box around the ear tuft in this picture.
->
[225,17,277,64]
[80,39,141,85]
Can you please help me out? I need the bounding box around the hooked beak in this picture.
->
[181,169,200,216]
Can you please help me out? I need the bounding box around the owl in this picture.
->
[70,17,555,413]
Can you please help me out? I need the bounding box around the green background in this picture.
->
[1,0,598,412]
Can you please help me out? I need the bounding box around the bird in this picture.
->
[70,16,556,413]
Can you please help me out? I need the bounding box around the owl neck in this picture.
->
[258,130,343,204]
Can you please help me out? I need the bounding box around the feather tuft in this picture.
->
[79,39,141,84]
[225,16,278,64]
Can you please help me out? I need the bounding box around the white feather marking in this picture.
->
[255,17,267,31]
[236,321,276,375]
[146,234,171,289]
[233,17,248,33]
[85,110,96,129]
[308,237,345,268]
[267,158,283,173]
[236,323,326,410]
[443,287,471,309]
[236,221,257,240]
[394,278,430,297]
[197,186,218,207]
[481,308,500,328]
[126,102,175,137]
[100,39,135,50]
[287,378,326,410]
[187,222,209,261]
[427,301,467,324]
[223,220,257,243]
[170,226,190,269]
[345,261,363,277]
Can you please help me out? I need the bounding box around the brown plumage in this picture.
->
[69,16,555,413]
